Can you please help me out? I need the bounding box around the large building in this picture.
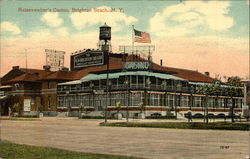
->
[0,24,245,119]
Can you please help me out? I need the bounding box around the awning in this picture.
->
[81,71,186,82]
[0,85,12,89]
[189,82,233,88]
[0,96,7,100]
[58,80,82,85]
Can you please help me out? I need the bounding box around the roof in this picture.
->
[1,67,50,84]
[151,63,214,83]
[58,80,82,85]
[8,73,41,83]
[2,54,215,84]
[39,71,78,81]
[81,71,186,82]
[75,55,214,83]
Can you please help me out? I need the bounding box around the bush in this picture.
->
[100,122,249,131]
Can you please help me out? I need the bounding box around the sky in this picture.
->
[0,0,249,80]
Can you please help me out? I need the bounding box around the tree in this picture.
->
[227,76,242,122]
[116,101,121,113]
[138,102,145,114]
[196,78,224,123]
[210,78,222,108]
[196,85,212,123]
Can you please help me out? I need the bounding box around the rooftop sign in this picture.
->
[123,62,150,70]
[74,51,104,68]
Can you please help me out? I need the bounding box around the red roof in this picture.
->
[151,63,214,83]
[3,54,215,83]
[73,55,214,83]
[8,73,41,83]
[40,71,79,81]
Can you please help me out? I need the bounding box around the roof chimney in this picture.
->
[43,65,51,71]
[204,72,210,76]
[160,59,163,66]
[12,66,20,70]
[60,67,69,71]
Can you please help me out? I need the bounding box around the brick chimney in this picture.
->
[204,72,210,76]
[43,65,51,71]
[12,66,20,70]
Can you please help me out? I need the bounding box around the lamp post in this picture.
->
[175,82,182,120]
[124,78,129,122]
[66,91,70,117]
[89,82,94,109]
[145,77,151,116]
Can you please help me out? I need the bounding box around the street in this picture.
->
[0,118,249,159]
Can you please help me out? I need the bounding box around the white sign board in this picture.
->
[23,99,31,112]
[45,49,65,71]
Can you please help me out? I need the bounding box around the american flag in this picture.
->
[134,29,151,43]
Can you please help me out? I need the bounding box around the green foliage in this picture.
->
[37,106,44,112]
[195,78,223,96]
[0,142,142,159]
[227,76,242,97]
[116,101,121,112]
[138,102,145,113]
[79,104,85,112]
[100,122,249,131]
[12,103,19,113]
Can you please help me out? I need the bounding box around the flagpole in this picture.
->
[132,25,134,55]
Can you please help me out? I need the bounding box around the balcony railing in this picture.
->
[58,84,190,94]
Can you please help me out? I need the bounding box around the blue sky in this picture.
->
[0,0,249,79]
[1,0,249,38]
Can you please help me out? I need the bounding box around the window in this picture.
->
[131,93,143,106]
[167,94,174,107]
[48,96,51,109]
[57,96,63,108]
[48,82,52,89]
[235,99,242,108]
[180,95,189,107]
[194,96,202,107]
[208,97,213,108]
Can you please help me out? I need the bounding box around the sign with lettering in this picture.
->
[74,51,104,68]
[23,99,31,112]
[123,62,150,70]
[45,49,65,71]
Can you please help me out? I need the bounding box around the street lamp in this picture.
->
[89,82,95,109]
[124,78,129,122]
[145,77,151,116]
[175,82,182,120]
[66,91,70,117]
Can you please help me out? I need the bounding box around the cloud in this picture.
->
[153,36,248,78]
[56,27,69,37]
[41,12,63,27]
[70,6,137,32]
[1,22,21,35]
[149,1,234,37]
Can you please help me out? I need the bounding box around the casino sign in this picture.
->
[123,62,151,70]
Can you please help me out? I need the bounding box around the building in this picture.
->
[0,24,244,119]
[0,66,77,116]
[57,52,244,118]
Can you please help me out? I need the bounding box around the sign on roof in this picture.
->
[73,51,104,68]
[123,62,151,70]
[45,49,65,71]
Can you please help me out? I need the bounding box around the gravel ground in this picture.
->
[0,117,249,159]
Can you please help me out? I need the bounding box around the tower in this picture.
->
[98,23,112,52]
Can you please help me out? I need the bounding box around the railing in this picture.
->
[58,84,191,94]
